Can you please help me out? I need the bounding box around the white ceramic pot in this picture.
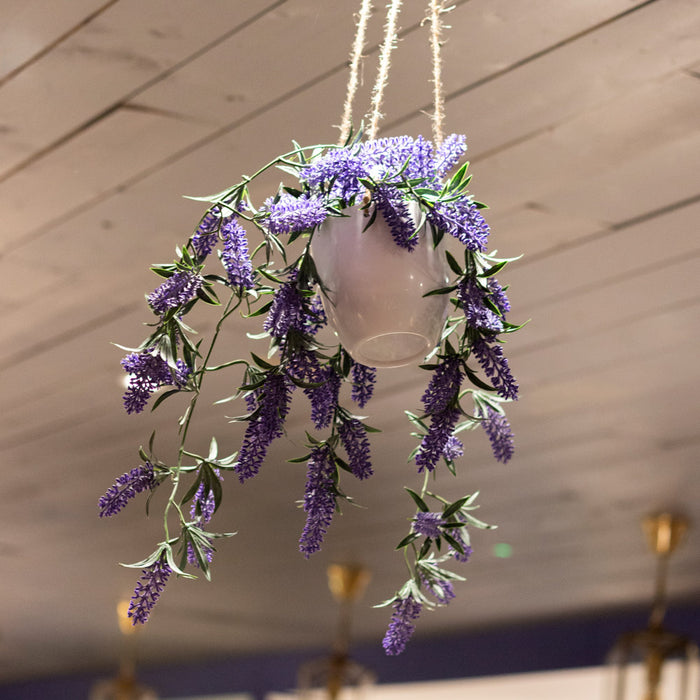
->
[311,204,449,368]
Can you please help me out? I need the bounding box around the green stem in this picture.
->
[162,291,242,543]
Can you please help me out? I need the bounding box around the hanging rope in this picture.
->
[339,0,451,144]
[427,0,448,146]
[338,0,374,145]
[366,0,404,141]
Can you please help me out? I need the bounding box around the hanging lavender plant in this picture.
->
[100,131,523,649]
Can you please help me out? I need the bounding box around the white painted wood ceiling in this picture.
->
[1,0,699,684]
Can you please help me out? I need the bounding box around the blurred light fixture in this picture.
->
[297,564,376,700]
[89,600,158,700]
[607,513,699,700]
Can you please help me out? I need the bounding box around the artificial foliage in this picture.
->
[99,130,522,654]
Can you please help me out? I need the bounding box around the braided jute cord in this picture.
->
[338,0,373,145]
[338,0,451,146]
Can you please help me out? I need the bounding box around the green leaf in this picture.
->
[464,365,495,392]
[445,250,463,276]
[443,496,470,519]
[150,388,181,411]
[250,353,277,370]
[423,285,458,297]
[405,488,429,512]
[479,260,508,278]
[208,437,218,461]
[396,532,420,549]
[243,300,274,318]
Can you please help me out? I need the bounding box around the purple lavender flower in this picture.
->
[442,435,464,462]
[374,185,419,251]
[174,359,190,387]
[147,270,203,316]
[487,278,511,315]
[300,149,367,203]
[299,443,337,558]
[306,366,340,430]
[454,544,473,562]
[235,373,294,482]
[192,207,222,259]
[422,576,456,605]
[458,278,503,333]
[421,355,463,414]
[412,511,445,539]
[304,295,327,336]
[382,594,423,656]
[121,352,188,414]
[405,135,436,181]
[415,407,461,472]
[427,199,490,252]
[189,470,221,524]
[435,133,467,177]
[128,556,171,625]
[98,463,156,517]
[449,524,473,563]
[187,530,214,568]
[338,418,373,480]
[264,272,305,338]
[480,407,515,463]
[351,363,376,408]
[186,472,219,567]
[221,218,255,291]
[264,194,327,235]
[472,337,519,401]
[359,135,417,180]
[286,345,323,384]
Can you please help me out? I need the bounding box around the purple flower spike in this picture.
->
[299,444,337,558]
[128,556,171,625]
[300,149,367,203]
[147,270,203,316]
[187,532,214,568]
[264,272,305,338]
[235,373,294,482]
[306,367,340,430]
[459,278,504,333]
[98,463,156,517]
[351,363,376,408]
[286,346,323,384]
[435,133,467,177]
[304,295,327,336]
[412,511,445,539]
[374,185,419,251]
[338,418,373,480]
[221,218,255,291]
[192,207,222,259]
[421,356,463,414]
[265,194,327,235]
[487,278,511,315]
[382,594,423,656]
[415,407,461,473]
[450,532,473,563]
[481,407,515,463]
[472,338,519,401]
[442,435,464,462]
[427,199,490,252]
[423,577,456,605]
[121,352,187,414]
[189,471,221,524]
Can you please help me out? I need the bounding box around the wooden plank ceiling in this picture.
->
[0,0,699,684]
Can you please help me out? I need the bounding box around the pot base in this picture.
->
[352,331,433,368]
